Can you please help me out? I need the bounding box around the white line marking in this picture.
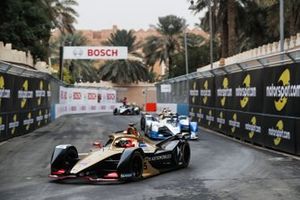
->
[0,141,7,146]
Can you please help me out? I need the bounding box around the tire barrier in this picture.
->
[185,63,300,155]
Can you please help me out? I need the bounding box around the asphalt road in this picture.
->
[0,113,300,200]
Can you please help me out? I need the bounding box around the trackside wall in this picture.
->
[156,62,300,156]
[0,61,120,142]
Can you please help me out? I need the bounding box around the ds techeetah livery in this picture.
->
[49,131,190,183]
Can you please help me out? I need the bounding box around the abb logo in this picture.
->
[73,92,82,100]
[88,93,97,100]
[107,93,115,100]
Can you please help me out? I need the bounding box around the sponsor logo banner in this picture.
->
[63,46,128,60]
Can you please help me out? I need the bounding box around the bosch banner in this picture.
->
[0,72,14,113]
[63,46,128,60]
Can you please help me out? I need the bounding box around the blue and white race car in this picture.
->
[178,115,198,140]
[140,113,198,140]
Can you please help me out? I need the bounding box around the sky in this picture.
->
[75,0,203,30]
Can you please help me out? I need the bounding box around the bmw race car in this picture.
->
[144,115,181,140]
[140,113,158,131]
[178,115,199,140]
[141,114,198,140]
[113,105,140,115]
[49,130,190,183]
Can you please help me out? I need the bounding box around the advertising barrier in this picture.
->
[263,116,296,154]
[7,113,20,138]
[179,63,300,155]
[215,74,234,109]
[0,72,14,113]
[54,103,122,119]
[234,70,264,112]
[0,114,7,141]
[213,108,227,134]
[241,114,263,145]
[0,68,51,142]
[189,79,199,106]
[296,121,300,155]
[263,64,300,117]
[198,77,215,107]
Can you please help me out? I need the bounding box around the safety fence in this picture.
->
[156,48,300,156]
[0,61,119,142]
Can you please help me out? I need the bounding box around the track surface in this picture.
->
[0,113,300,200]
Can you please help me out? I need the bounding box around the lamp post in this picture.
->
[189,0,213,69]
[184,30,189,75]
[59,45,64,81]
[208,0,213,69]
[280,0,284,53]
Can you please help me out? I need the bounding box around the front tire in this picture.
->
[181,142,191,168]
[130,151,143,181]
[173,142,190,168]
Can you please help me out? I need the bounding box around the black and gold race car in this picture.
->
[49,130,190,183]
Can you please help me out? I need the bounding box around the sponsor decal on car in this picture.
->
[147,154,172,161]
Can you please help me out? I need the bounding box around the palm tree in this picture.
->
[98,29,150,84]
[192,0,272,57]
[265,0,300,38]
[42,0,78,34]
[143,15,186,78]
[50,32,99,83]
